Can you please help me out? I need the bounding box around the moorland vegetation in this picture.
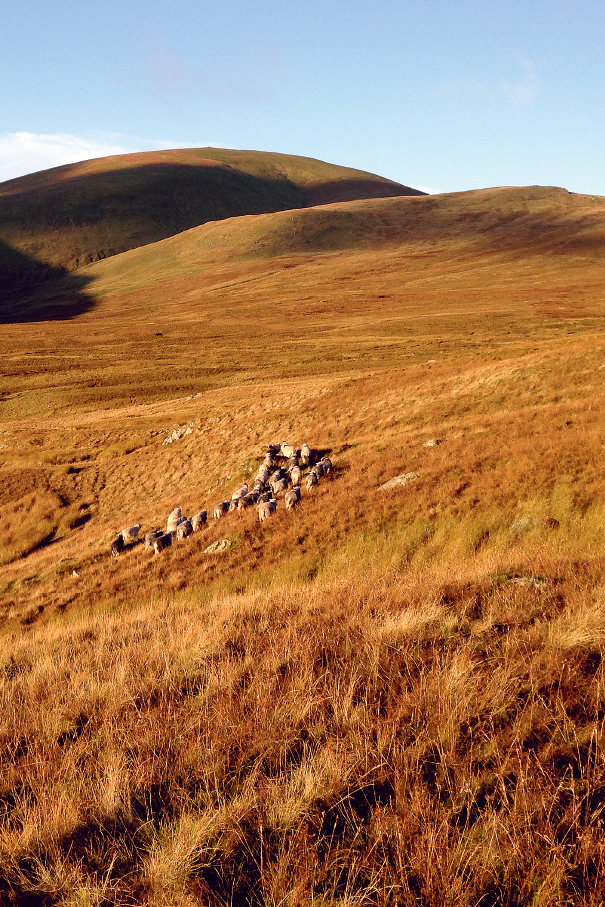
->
[0,155,605,905]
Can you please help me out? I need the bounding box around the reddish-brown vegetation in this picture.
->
[0,183,604,903]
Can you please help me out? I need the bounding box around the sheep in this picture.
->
[287,455,299,471]
[300,443,312,466]
[111,535,125,558]
[153,532,172,554]
[313,462,325,479]
[267,443,281,457]
[213,501,230,519]
[144,529,163,550]
[269,468,284,485]
[305,471,318,491]
[290,465,302,487]
[258,499,277,522]
[238,492,259,510]
[256,465,270,484]
[272,477,289,497]
[121,523,141,545]
[320,456,333,475]
[231,483,249,502]
[284,487,301,511]
[176,519,193,540]
[280,443,297,460]
[192,511,207,531]
[257,491,272,504]
[166,509,184,533]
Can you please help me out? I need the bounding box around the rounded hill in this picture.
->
[0,148,423,294]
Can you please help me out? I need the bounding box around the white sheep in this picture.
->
[121,523,141,544]
[305,471,318,491]
[231,483,249,502]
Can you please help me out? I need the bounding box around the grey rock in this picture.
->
[510,516,543,535]
[379,472,419,490]
[204,538,232,554]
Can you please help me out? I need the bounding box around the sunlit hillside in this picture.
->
[1,183,605,905]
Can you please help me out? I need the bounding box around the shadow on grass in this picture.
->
[0,240,97,323]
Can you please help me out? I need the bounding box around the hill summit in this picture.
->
[0,147,423,295]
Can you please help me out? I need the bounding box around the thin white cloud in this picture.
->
[0,132,137,183]
[498,59,539,107]
[0,132,215,183]
[437,58,539,109]
[148,45,262,112]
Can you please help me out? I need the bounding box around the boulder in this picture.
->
[203,538,232,554]
[379,472,419,491]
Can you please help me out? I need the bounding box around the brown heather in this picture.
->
[0,183,605,903]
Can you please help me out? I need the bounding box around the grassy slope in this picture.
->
[0,147,421,294]
[1,186,605,904]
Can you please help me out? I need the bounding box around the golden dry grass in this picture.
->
[0,185,605,904]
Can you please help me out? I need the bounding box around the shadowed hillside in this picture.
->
[0,148,422,296]
[0,240,96,322]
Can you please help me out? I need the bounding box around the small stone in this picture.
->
[510,516,543,535]
[510,576,547,587]
[203,539,232,554]
[379,472,419,491]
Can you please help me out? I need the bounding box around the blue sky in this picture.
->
[1,0,604,195]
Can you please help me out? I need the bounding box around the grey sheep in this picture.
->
[238,492,258,510]
[213,501,230,519]
[176,519,193,540]
[320,456,333,475]
[272,477,290,497]
[258,499,277,521]
[284,487,301,511]
[153,532,173,554]
[111,535,125,558]
[192,511,207,531]
[144,529,163,550]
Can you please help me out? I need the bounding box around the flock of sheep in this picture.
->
[111,441,333,558]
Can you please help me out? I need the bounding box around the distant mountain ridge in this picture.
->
[0,148,423,295]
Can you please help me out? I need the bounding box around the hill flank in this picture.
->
[2,184,605,903]
[0,147,422,295]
